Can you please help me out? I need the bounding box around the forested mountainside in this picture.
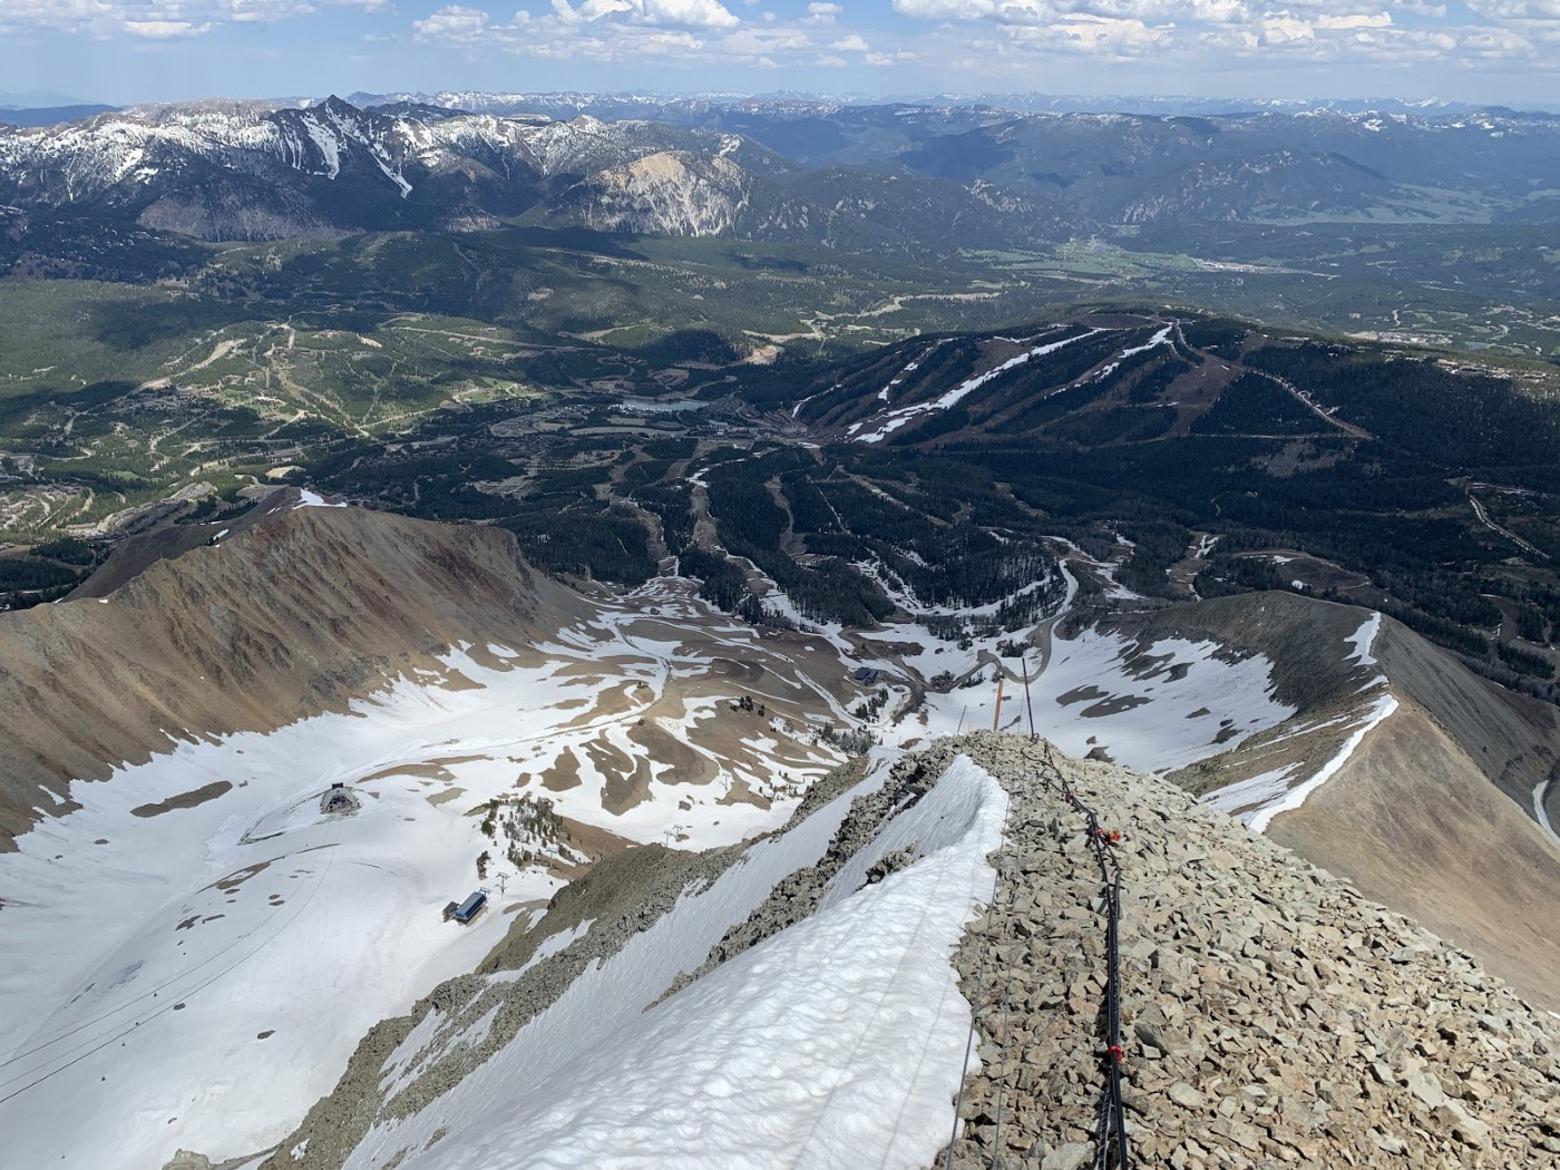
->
[2,302,1557,705]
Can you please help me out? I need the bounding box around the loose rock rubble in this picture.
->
[931,733,1560,1169]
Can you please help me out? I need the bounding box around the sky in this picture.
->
[1,1,1559,108]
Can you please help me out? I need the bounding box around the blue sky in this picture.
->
[2,1,1559,107]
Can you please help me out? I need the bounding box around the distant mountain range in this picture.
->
[2,92,1558,248]
[0,104,117,128]
[349,90,1558,120]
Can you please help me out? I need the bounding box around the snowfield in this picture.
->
[342,753,1005,1170]
[0,503,1400,1170]
[886,623,1295,776]
[0,580,851,1170]
[771,539,1294,779]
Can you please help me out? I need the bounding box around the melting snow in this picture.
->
[1115,324,1173,360]
[1244,692,1400,834]
[1534,782,1560,849]
[1206,612,1398,833]
[0,582,847,1169]
[293,488,347,509]
[342,753,1004,1170]
[301,116,342,179]
[853,329,1103,443]
[1346,611,1384,668]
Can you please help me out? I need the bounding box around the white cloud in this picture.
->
[1315,13,1392,31]
[1466,0,1560,16]
[4,0,1558,82]
[412,2,490,39]
[552,0,738,28]
[0,0,389,36]
[887,0,1560,70]
[123,17,213,34]
[890,0,990,19]
[416,0,787,58]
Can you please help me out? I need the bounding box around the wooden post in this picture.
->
[992,673,1005,732]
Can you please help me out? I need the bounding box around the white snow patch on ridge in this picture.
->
[1346,611,1384,668]
[1116,324,1173,360]
[1203,765,1299,821]
[1245,692,1399,834]
[301,116,342,179]
[345,753,1004,1170]
[293,487,347,509]
[1534,781,1560,850]
[853,328,1103,443]
[1206,613,1399,834]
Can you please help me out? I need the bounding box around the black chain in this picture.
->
[1037,746,1131,1170]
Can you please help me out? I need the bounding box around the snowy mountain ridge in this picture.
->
[0,94,1049,246]
[9,91,1558,244]
[0,97,715,208]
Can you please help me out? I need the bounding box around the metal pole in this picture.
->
[1022,653,1036,742]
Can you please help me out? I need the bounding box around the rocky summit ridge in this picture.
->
[232,733,1560,1170]
[931,734,1560,1170]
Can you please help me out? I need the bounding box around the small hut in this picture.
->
[319,782,360,815]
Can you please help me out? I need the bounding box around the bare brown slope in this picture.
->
[1268,697,1560,1012]
[0,504,572,850]
[1116,590,1560,1008]
[1375,617,1560,823]
[1128,591,1560,825]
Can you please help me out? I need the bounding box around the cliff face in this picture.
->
[0,499,566,847]
[561,150,750,237]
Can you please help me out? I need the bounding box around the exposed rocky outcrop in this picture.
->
[932,734,1560,1169]
[561,150,750,237]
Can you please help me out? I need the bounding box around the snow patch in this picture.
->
[854,329,1102,443]
[1245,692,1399,834]
[1346,612,1384,668]
[1116,324,1173,360]
[293,488,347,509]
[1533,781,1560,850]
[343,753,1004,1170]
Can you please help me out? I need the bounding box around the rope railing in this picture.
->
[1038,744,1132,1170]
[943,736,1134,1170]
